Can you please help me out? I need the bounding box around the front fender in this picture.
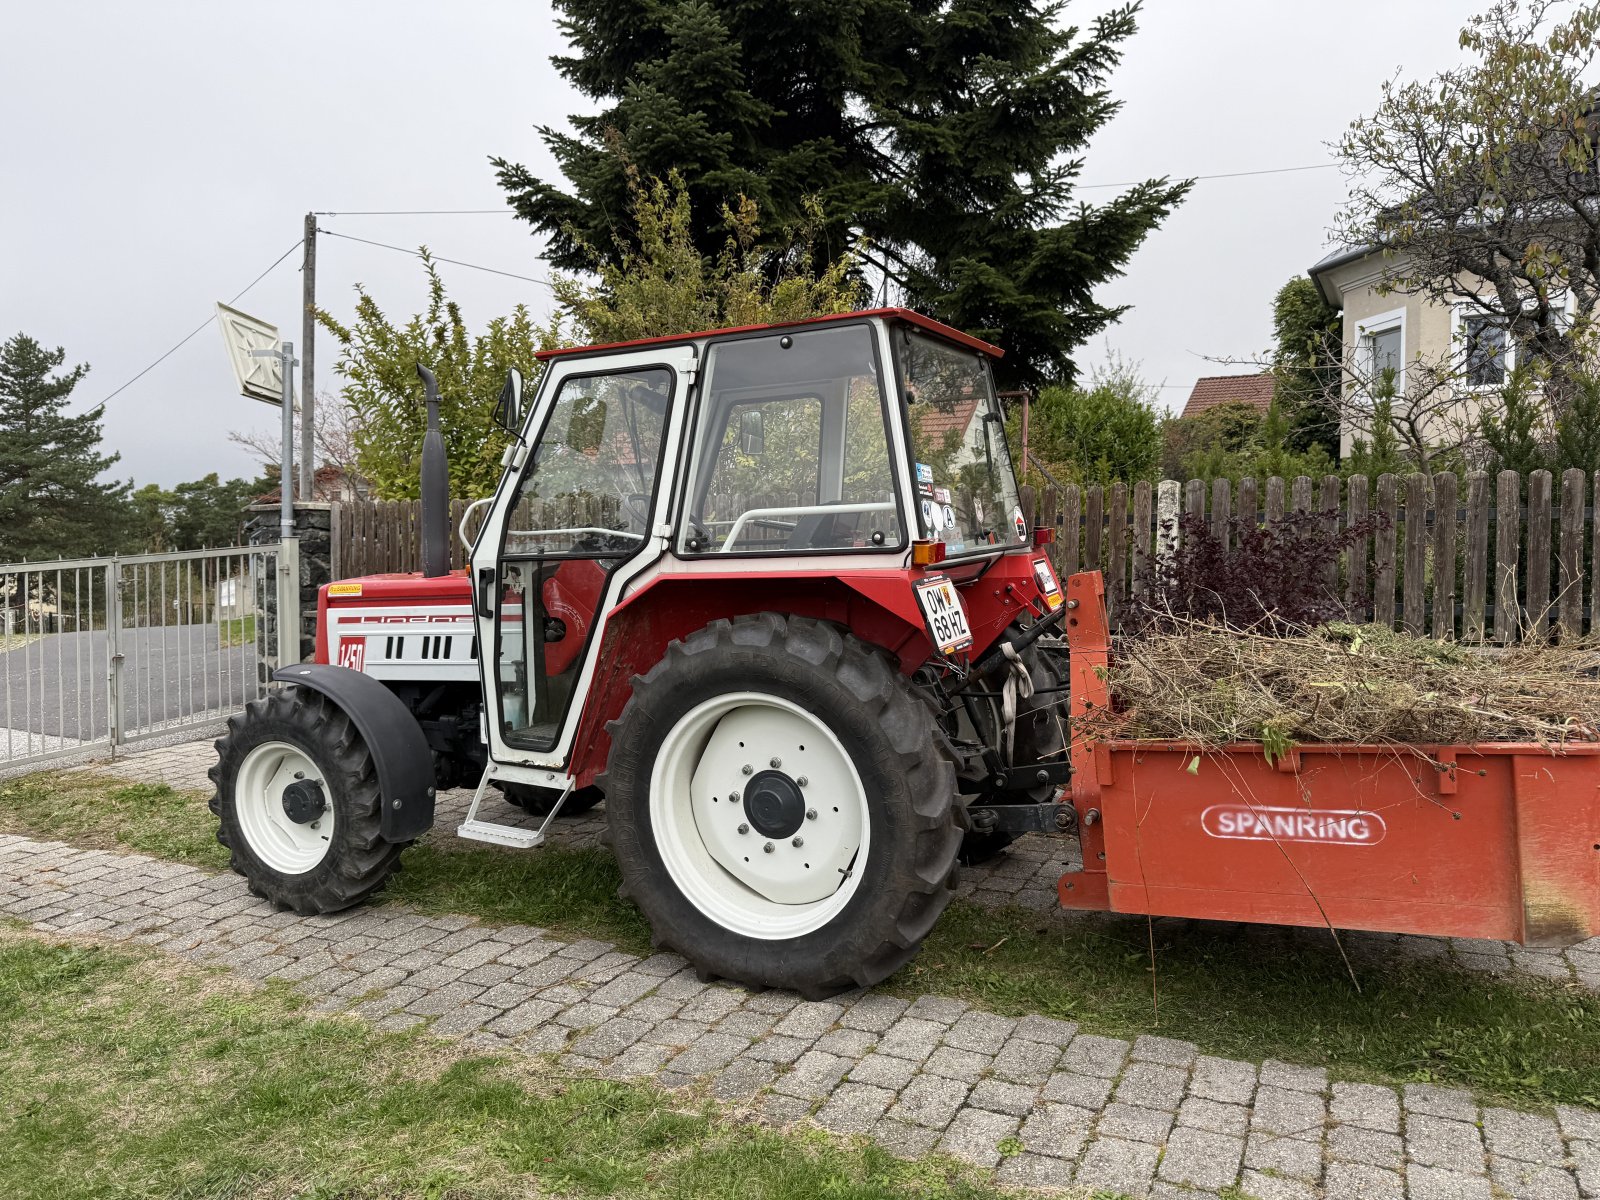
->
[270,664,435,842]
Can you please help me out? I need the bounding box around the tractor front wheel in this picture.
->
[209,687,404,913]
[600,614,962,998]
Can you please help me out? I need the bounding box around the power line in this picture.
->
[1077,162,1338,191]
[97,239,304,408]
[314,208,504,216]
[317,227,552,288]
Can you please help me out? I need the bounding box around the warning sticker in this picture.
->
[328,582,363,597]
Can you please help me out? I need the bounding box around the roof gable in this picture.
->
[1180,373,1276,419]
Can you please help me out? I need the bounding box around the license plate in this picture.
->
[915,574,973,655]
[1033,558,1063,610]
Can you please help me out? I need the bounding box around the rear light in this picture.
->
[1033,526,1055,546]
[911,539,947,567]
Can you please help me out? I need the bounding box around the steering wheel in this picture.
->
[685,514,712,552]
[621,492,653,533]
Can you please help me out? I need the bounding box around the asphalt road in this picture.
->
[0,624,259,742]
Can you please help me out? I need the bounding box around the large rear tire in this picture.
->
[600,614,962,998]
[208,687,404,914]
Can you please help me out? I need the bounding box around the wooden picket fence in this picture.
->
[1038,469,1598,643]
[331,469,1599,644]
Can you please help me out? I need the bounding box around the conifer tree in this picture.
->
[0,333,129,561]
[493,0,1189,387]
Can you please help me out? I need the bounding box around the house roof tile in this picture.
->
[1180,373,1275,419]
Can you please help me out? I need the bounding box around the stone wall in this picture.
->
[246,503,336,664]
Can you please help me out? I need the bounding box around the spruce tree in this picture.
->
[493,0,1189,387]
[0,333,129,561]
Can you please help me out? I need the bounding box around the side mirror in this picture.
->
[495,368,524,435]
[738,408,765,456]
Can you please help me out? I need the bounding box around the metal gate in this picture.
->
[0,544,297,770]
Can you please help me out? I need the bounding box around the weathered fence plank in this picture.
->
[1107,483,1128,625]
[1561,469,1585,640]
[1291,475,1312,515]
[1346,474,1370,619]
[1060,484,1081,577]
[1463,473,1490,642]
[1131,481,1153,601]
[1495,470,1521,644]
[1432,472,1457,640]
[1237,477,1259,530]
[1265,476,1285,524]
[1211,478,1231,546]
[1527,469,1552,640]
[1373,475,1399,629]
[1403,473,1429,636]
[1320,475,1341,598]
[1084,485,1104,574]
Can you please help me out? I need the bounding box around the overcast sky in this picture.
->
[0,0,1473,489]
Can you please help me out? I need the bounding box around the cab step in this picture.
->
[456,819,545,849]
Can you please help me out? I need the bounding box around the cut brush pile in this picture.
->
[1094,619,1600,748]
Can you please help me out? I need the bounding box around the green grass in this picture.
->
[5,771,1600,1110]
[0,930,1053,1200]
[219,614,256,648]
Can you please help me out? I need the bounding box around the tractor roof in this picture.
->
[532,307,1004,363]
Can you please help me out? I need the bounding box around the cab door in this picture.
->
[471,346,695,767]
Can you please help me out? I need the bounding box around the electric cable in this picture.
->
[316,228,552,288]
[95,239,304,407]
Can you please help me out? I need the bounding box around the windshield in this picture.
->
[899,329,1024,554]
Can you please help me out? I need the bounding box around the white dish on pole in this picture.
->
[216,302,291,406]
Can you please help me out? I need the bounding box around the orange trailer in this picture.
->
[1057,570,1600,947]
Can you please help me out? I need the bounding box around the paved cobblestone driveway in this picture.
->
[7,738,1591,1197]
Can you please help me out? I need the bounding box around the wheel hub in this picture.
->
[743,770,804,838]
[281,779,326,824]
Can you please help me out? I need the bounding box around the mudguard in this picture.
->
[270,663,436,842]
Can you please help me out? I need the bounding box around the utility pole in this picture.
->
[300,212,316,500]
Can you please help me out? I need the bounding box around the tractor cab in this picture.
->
[474,310,1033,778]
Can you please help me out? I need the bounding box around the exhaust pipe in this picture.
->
[416,363,449,579]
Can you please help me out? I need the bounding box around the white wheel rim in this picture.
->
[235,740,334,874]
[651,692,870,941]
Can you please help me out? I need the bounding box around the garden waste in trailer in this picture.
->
[1058,569,1600,947]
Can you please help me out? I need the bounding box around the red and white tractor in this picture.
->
[210,309,1071,996]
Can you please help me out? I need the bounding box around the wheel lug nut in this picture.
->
[770,756,782,769]
[796,776,808,787]
[293,771,305,780]
[806,808,817,820]
[763,841,775,853]
[728,792,739,803]
[738,823,749,835]
[792,836,804,848]
[741,764,753,776]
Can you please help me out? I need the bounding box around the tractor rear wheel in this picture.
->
[209,687,404,914]
[600,614,962,999]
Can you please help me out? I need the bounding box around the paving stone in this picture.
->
[1259,1059,1327,1093]
[1177,1095,1249,1136]
[622,995,682,1024]
[553,1002,620,1029]
[876,1016,945,1063]
[1557,1106,1600,1144]
[1331,1081,1401,1132]
[744,1035,809,1065]
[837,992,909,1032]
[665,1032,747,1076]
[486,998,560,1036]
[941,1010,1016,1055]
[1114,1061,1189,1111]
[717,1009,779,1041]
[1013,1014,1078,1047]
[431,1003,496,1035]
[1059,1033,1129,1077]
[772,1001,842,1040]
[405,981,487,1016]
[1489,1156,1580,1200]
[741,991,799,1015]
[936,1106,1020,1167]
[1321,1161,1403,1200]
[521,1024,572,1054]
[1158,1125,1244,1191]
[871,1118,940,1159]
[967,1078,1038,1117]
[1329,1123,1404,1169]
[923,1045,990,1082]
[675,987,744,1024]
[1407,1114,1486,1172]
[815,1083,895,1134]
[771,1050,851,1100]
[1482,1108,1566,1164]
[1188,1055,1257,1105]
[710,1055,777,1100]
[1019,1102,1093,1158]
[889,1073,970,1130]
[1041,1069,1114,1108]
[1569,1142,1600,1199]
[1405,1083,1479,1123]
[588,971,657,1008]
[1405,1164,1493,1200]
[570,1017,653,1060]
[995,1152,1075,1190]
[1244,1131,1323,1182]
[1252,1084,1326,1138]
[1132,1034,1199,1068]
[1075,1135,1161,1198]
[1099,1101,1175,1144]
[653,970,709,1002]
[813,1027,875,1058]
[847,1051,917,1091]
[989,1037,1059,1085]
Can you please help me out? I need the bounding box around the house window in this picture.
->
[1462,315,1508,387]
[1369,325,1402,379]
